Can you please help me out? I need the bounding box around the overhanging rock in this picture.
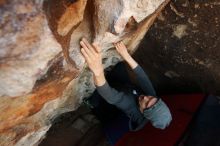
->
[0,0,169,145]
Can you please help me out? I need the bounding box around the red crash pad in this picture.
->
[115,93,205,146]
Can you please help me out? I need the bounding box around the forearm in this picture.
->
[122,53,138,69]
[114,41,156,96]
[133,66,157,96]
[121,51,156,96]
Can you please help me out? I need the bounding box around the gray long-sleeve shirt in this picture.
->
[96,65,157,131]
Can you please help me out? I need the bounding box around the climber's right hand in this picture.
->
[114,41,138,69]
[114,41,130,59]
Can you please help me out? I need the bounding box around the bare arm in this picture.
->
[114,41,156,96]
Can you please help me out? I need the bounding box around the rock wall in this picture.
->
[134,0,220,94]
[0,0,169,145]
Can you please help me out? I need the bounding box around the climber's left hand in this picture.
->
[80,38,104,77]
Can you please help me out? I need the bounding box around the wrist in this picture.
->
[93,70,104,77]
[94,73,104,79]
[124,54,138,69]
[94,72,106,86]
[122,52,131,60]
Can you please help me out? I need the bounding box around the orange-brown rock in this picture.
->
[57,0,88,36]
[0,0,170,145]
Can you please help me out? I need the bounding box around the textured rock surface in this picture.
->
[0,0,169,145]
[134,0,220,94]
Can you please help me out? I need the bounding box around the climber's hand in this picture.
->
[114,41,130,59]
[114,41,138,69]
[80,38,104,76]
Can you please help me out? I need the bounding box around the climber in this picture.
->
[79,38,172,132]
